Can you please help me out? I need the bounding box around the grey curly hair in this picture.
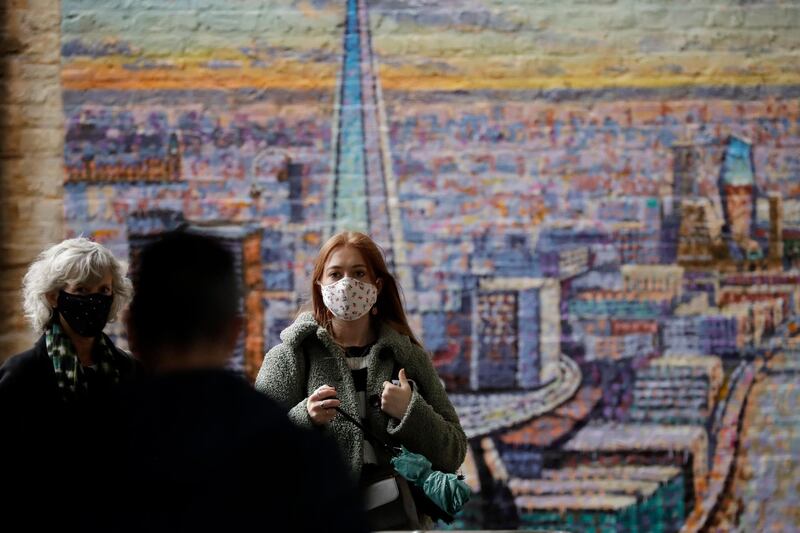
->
[22,238,133,333]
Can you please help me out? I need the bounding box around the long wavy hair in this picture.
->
[309,231,420,345]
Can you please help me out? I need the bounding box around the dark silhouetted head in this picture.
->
[128,231,241,369]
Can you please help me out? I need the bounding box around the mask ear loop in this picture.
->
[316,280,333,324]
[371,278,381,316]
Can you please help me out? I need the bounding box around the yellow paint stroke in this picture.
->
[297,0,327,19]
[63,57,337,91]
[377,59,800,91]
[62,52,800,91]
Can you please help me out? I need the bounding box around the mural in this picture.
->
[62,0,800,530]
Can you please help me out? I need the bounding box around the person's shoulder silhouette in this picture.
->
[90,231,367,533]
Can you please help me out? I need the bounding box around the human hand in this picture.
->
[307,384,340,425]
[381,368,412,420]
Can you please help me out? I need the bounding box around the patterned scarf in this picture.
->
[45,321,120,403]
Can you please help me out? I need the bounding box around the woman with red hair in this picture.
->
[256,231,466,529]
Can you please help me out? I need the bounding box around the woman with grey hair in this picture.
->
[0,237,140,527]
[0,237,139,426]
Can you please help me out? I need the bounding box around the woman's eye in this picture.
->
[356,271,366,278]
[330,272,341,279]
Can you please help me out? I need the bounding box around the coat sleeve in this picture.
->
[254,344,314,429]
[0,358,20,407]
[385,345,467,473]
[0,349,38,403]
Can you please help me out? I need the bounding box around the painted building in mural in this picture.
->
[61,0,800,530]
[472,277,561,390]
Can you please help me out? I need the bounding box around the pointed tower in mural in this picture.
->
[329,0,413,298]
[718,135,762,261]
[662,144,700,263]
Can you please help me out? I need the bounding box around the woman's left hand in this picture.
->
[381,368,412,420]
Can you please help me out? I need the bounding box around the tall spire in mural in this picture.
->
[329,0,409,286]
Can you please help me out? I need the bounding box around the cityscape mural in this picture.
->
[62,0,800,531]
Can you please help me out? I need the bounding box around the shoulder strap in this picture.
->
[334,406,399,456]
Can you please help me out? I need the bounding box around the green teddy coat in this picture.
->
[255,312,467,480]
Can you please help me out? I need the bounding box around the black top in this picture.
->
[345,343,373,392]
[0,334,141,404]
[344,343,378,468]
[94,368,368,533]
[0,335,141,525]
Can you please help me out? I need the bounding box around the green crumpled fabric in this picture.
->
[390,446,471,516]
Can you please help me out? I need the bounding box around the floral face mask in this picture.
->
[320,277,378,321]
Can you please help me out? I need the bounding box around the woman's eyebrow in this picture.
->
[327,263,367,270]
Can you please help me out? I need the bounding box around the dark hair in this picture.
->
[128,231,240,357]
[309,231,420,345]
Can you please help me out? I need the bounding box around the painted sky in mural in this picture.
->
[63,0,800,90]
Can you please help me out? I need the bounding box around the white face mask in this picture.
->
[320,277,378,321]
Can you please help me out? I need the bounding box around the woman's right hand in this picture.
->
[307,384,340,426]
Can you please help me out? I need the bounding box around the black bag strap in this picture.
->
[334,406,400,456]
[302,342,400,455]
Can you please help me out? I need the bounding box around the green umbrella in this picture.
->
[391,446,471,516]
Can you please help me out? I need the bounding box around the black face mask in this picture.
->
[56,290,113,338]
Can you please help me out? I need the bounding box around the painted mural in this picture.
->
[62,1,800,531]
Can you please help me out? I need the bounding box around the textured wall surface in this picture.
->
[0,0,64,358]
[5,0,800,530]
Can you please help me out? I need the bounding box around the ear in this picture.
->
[224,316,244,353]
[375,278,383,293]
[45,291,58,308]
[124,309,141,358]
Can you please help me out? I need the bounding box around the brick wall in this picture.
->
[0,0,63,359]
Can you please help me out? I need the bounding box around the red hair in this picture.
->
[309,231,420,345]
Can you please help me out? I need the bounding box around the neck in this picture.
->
[330,314,376,347]
[59,315,95,366]
[147,345,230,374]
